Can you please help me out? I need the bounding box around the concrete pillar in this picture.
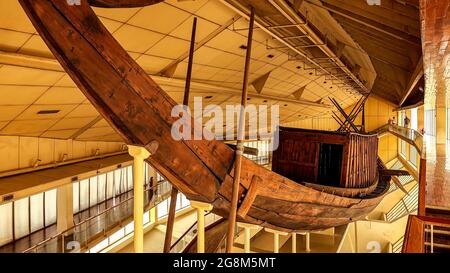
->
[264,228,288,253]
[128,145,150,253]
[305,232,311,252]
[237,222,259,253]
[291,233,297,253]
[56,183,74,233]
[190,200,213,253]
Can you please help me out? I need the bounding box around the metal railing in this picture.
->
[23,180,172,253]
[403,215,450,253]
[169,212,222,253]
[169,155,271,253]
[392,236,404,253]
[386,183,419,222]
[374,124,423,156]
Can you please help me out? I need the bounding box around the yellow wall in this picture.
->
[0,135,124,173]
[358,96,398,163]
[282,116,339,131]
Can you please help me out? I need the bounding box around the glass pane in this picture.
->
[98,174,106,202]
[143,211,150,224]
[106,172,114,199]
[79,179,89,211]
[0,202,13,246]
[175,194,182,211]
[127,166,133,191]
[114,169,122,195]
[14,197,29,239]
[157,199,168,219]
[125,222,134,235]
[89,176,98,207]
[30,193,44,233]
[109,228,125,244]
[73,182,79,213]
[181,194,190,208]
[44,189,57,226]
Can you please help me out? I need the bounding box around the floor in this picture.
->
[118,210,197,253]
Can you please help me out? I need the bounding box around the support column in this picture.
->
[305,232,311,252]
[237,222,258,253]
[190,201,213,253]
[265,228,288,253]
[56,183,74,233]
[128,145,151,253]
[291,233,297,253]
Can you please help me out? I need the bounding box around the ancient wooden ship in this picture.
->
[19,0,392,232]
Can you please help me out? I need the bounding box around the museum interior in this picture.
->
[0,0,449,253]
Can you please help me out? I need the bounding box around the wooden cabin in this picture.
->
[272,127,378,189]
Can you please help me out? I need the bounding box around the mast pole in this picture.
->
[226,7,255,253]
[163,17,197,253]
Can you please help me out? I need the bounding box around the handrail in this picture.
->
[22,180,170,253]
[402,215,450,253]
[371,124,423,156]
[169,211,212,251]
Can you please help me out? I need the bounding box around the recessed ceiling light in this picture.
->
[37,110,60,115]
[267,54,275,58]
[309,72,313,75]
[239,45,247,50]
[247,98,251,100]
[205,95,213,99]
[296,66,301,69]
[323,81,327,84]
[284,104,288,107]
[263,100,268,103]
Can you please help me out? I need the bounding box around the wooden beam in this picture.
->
[306,0,421,45]
[88,0,163,8]
[164,17,197,253]
[379,169,411,176]
[226,7,255,253]
[399,58,423,106]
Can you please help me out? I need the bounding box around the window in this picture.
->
[410,145,418,167]
[0,203,13,246]
[44,189,57,227]
[401,140,407,157]
[411,108,418,131]
[30,193,44,233]
[425,109,436,136]
[14,198,30,239]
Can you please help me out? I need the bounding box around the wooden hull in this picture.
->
[19,0,389,231]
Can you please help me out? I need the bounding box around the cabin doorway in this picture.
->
[317,144,343,187]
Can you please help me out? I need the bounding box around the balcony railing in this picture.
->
[403,215,450,253]
[23,180,172,253]
[386,184,418,222]
[373,124,423,156]
[169,212,222,253]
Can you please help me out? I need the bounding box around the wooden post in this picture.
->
[226,7,255,253]
[128,145,151,253]
[163,17,197,253]
[418,158,426,216]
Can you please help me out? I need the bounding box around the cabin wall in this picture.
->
[0,135,124,173]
